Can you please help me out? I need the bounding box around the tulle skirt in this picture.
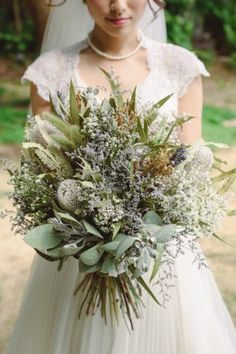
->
[4,244,236,354]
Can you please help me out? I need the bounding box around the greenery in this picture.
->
[0,106,27,143]
[0,104,235,145]
[165,0,236,55]
[0,3,36,55]
[165,0,195,49]
[203,105,236,145]
[228,52,236,71]
[1,1,236,57]
[0,18,35,54]
[195,0,236,54]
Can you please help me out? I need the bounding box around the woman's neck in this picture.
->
[90,26,140,56]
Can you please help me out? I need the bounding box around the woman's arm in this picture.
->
[30,82,51,115]
[178,75,203,144]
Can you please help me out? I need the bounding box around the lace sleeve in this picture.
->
[176,46,210,98]
[21,49,63,102]
[165,44,211,99]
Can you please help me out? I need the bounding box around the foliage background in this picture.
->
[1,0,236,58]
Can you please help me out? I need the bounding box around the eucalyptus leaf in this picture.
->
[142,248,151,269]
[99,240,120,253]
[143,210,163,225]
[24,224,61,251]
[82,220,103,239]
[35,248,60,261]
[115,236,136,259]
[144,223,176,243]
[114,233,130,242]
[101,255,117,274]
[44,243,83,257]
[56,211,80,225]
[155,224,176,243]
[80,243,104,266]
[143,223,161,235]
[79,259,101,273]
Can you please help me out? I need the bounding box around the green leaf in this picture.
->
[112,222,122,239]
[99,68,124,108]
[69,80,81,126]
[24,224,61,251]
[80,243,104,266]
[82,220,104,239]
[152,94,173,110]
[144,110,157,127]
[35,248,60,261]
[100,255,117,274]
[80,181,96,189]
[155,224,176,242]
[213,233,231,246]
[150,243,164,282]
[79,259,101,273]
[99,240,120,253]
[143,118,148,137]
[55,211,80,225]
[44,243,83,257]
[144,223,176,243]
[115,235,136,259]
[129,86,137,112]
[136,116,146,141]
[114,233,131,242]
[136,276,161,305]
[49,95,58,115]
[143,211,163,225]
[131,268,144,279]
[109,97,117,110]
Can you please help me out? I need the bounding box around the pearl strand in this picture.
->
[87,29,144,61]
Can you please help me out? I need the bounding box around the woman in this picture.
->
[4,1,236,353]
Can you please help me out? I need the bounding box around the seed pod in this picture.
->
[56,179,81,213]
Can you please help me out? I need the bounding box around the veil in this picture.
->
[41,0,167,53]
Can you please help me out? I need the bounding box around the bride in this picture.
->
[4,1,236,353]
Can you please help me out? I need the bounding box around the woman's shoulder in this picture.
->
[24,37,87,71]
[145,37,210,98]
[147,37,209,75]
[21,38,87,101]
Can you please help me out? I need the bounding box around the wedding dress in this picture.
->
[4,35,236,354]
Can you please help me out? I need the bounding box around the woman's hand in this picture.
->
[30,82,51,115]
[178,75,203,144]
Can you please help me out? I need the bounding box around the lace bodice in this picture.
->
[22,36,210,123]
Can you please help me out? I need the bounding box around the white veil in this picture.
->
[41,0,167,53]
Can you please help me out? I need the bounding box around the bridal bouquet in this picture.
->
[2,71,235,330]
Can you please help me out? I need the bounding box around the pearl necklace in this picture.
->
[87,29,144,61]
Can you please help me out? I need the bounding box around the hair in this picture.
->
[46,0,166,19]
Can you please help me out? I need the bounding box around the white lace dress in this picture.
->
[4,36,236,354]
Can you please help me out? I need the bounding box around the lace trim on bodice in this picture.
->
[21,36,210,118]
